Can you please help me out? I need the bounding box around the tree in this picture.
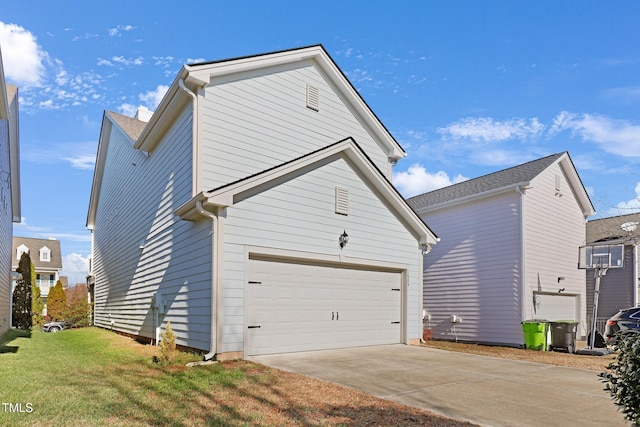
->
[63,285,90,328]
[47,281,67,322]
[599,334,640,424]
[12,252,32,330]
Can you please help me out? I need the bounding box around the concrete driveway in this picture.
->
[249,344,626,427]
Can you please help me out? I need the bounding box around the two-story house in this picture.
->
[12,237,63,310]
[86,45,438,360]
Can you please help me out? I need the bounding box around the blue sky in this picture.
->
[2,2,640,284]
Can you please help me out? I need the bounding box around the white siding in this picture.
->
[524,164,588,337]
[199,62,391,192]
[0,119,10,336]
[420,191,523,345]
[222,157,422,354]
[93,107,213,351]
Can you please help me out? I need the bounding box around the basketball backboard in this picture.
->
[578,244,624,269]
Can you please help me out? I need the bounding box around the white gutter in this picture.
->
[197,200,220,361]
[517,185,527,321]
[178,79,199,196]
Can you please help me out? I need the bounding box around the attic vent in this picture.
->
[335,187,349,215]
[306,84,319,111]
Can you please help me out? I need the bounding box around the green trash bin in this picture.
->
[522,320,548,351]
[549,321,578,354]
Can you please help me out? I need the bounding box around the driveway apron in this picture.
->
[249,344,626,427]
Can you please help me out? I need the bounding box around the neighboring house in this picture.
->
[86,45,438,360]
[12,237,63,310]
[407,152,594,346]
[0,45,21,337]
[585,212,640,330]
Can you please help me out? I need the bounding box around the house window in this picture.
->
[16,244,28,260]
[40,246,51,262]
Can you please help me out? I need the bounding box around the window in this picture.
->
[40,246,51,262]
[16,244,28,260]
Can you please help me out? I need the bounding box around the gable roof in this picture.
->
[134,45,406,160]
[86,111,147,229]
[11,236,63,270]
[407,152,595,217]
[175,137,438,246]
[587,212,640,244]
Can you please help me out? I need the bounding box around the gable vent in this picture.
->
[335,187,349,215]
[306,84,319,111]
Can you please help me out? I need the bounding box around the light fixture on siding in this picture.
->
[421,244,432,255]
[339,230,349,248]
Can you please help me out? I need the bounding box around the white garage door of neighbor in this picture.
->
[246,258,402,356]
[534,292,578,321]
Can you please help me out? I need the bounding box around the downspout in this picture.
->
[517,185,527,322]
[178,79,199,196]
[196,201,219,361]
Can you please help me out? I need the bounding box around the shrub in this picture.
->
[47,281,67,322]
[12,253,32,330]
[158,321,177,364]
[599,333,640,424]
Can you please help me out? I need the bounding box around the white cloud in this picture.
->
[393,164,468,198]
[22,141,97,170]
[139,85,169,110]
[608,181,640,215]
[108,25,134,37]
[61,253,90,286]
[0,21,48,86]
[64,155,95,170]
[111,55,143,66]
[117,103,138,117]
[548,111,640,158]
[470,149,538,167]
[438,117,545,142]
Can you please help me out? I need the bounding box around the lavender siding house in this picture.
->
[407,152,594,346]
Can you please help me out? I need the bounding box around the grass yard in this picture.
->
[0,327,475,426]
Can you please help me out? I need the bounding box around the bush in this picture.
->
[599,333,640,424]
[158,321,177,364]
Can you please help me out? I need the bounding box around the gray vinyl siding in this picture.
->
[524,164,587,337]
[586,245,635,320]
[0,119,10,336]
[93,107,213,351]
[420,191,523,345]
[222,157,421,354]
[199,62,391,192]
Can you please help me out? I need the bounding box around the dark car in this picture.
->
[604,307,640,344]
[41,321,65,333]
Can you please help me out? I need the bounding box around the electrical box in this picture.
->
[451,315,461,323]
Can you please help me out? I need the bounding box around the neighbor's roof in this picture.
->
[107,111,147,141]
[11,237,63,270]
[407,152,595,217]
[587,212,640,243]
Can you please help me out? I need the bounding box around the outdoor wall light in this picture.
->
[339,230,349,248]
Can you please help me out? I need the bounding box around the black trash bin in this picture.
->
[549,321,578,354]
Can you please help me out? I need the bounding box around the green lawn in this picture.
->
[0,327,475,427]
[0,327,257,426]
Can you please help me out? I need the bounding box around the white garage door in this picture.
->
[246,257,402,356]
[534,292,578,321]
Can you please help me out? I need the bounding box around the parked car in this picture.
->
[604,307,640,344]
[41,321,65,333]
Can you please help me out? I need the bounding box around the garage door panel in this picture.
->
[247,258,402,356]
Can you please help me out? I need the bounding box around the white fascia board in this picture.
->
[557,156,596,217]
[185,46,405,161]
[414,182,531,215]
[86,113,113,230]
[175,137,437,245]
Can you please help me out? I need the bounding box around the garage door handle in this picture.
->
[391,288,400,291]
[332,312,334,320]
[336,311,339,320]
[248,325,261,329]
[391,321,400,324]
